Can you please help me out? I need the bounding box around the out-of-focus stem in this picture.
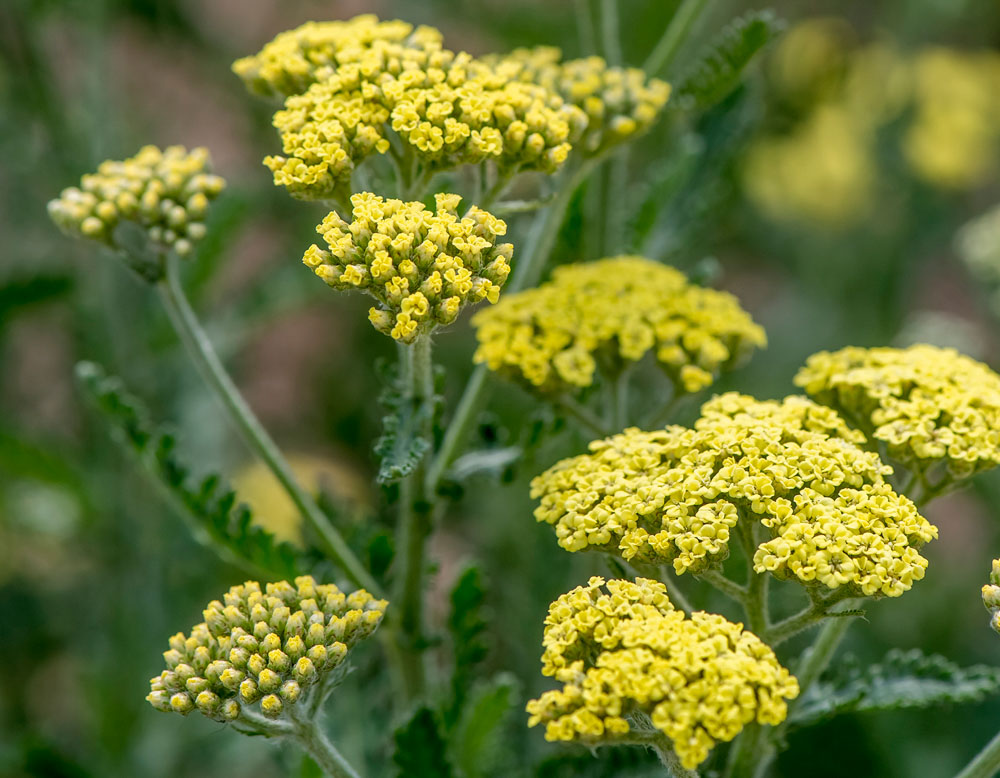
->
[643,0,713,77]
[954,729,1000,778]
[156,253,380,596]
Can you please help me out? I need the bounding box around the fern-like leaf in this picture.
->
[373,362,433,484]
[676,10,783,112]
[75,361,305,580]
[790,648,1000,728]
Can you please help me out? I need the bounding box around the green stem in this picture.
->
[508,158,599,293]
[424,158,600,494]
[600,0,622,66]
[478,167,516,210]
[739,522,767,634]
[954,729,1000,778]
[661,569,695,615]
[156,254,380,596]
[573,0,597,54]
[290,712,363,778]
[556,395,610,438]
[724,722,763,778]
[616,730,699,777]
[394,336,435,699]
[754,607,859,776]
[609,366,632,432]
[643,0,714,77]
[697,569,748,604]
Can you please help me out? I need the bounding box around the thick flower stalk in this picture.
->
[303,192,512,343]
[473,256,766,394]
[526,576,799,771]
[531,393,937,597]
[147,576,386,723]
[984,559,1000,634]
[47,145,225,260]
[795,344,1000,484]
[232,15,445,100]
[489,47,672,154]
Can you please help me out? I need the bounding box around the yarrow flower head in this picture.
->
[304,193,512,343]
[147,576,386,722]
[472,256,765,394]
[531,393,937,597]
[232,15,445,99]
[526,576,799,770]
[241,17,585,200]
[489,47,671,154]
[983,559,1000,634]
[48,145,224,261]
[795,345,1000,482]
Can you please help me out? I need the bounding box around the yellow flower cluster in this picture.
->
[472,256,765,394]
[795,345,1000,481]
[904,49,1000,189]
[526,576,798,770]
[304,193,512,343]
[983,559,1000,634]
[47,145,224,258]
[489,47,671,154]
[266,55,583,199]
[232,15,445,99]
[241,17,586,199]
[147,577,386,722]
[531,394,937,596]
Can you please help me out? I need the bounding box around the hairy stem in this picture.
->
[156,254,379,595]
[393,336,435,699]
[617,729,699,777]
[697,569,748,604]
[600,0,622,66]
[954,729,1000,778]
[644,0,714,77]
[557,395,610,438]
[290,712,363,778]
[724,722,763,778]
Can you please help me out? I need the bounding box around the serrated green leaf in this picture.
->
[676,10,783,112]
[452,674,519,778]
[393,706,455,778]
[374,362,433,484]
[75,360,306,580]
[790,648,1000,728]
[445,565,489,727]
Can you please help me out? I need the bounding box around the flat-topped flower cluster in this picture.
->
[532,393,937,596]
[473,256,766,393]
[147,577,386,722]
[526,576,799,770]
[234,15,670,200]
[796,344,1000,481]
[303,193,512,342]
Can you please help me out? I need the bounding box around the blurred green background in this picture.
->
[4,0,1000,776]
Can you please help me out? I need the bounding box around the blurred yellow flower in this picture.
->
[232,454,369,546]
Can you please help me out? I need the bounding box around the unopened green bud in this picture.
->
[257,668,281,693]
[170,693,194,714]
[260,694,283,719]
[292,657,317,685]
[239,679,260,704]
[280,680,301,703]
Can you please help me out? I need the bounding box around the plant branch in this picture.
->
[393,336,435,700]
[954,728,1000,778]
[644,0,714,77]
[697,568,748,604]
[289,708,363,778]
[557,394,611,438]
[156,253,380,596]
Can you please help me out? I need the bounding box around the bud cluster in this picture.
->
[490,47,672,154]
[47,145,224,258]
[984,559,1000,634]
[304,193,512,343]
[147,576,387,722]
